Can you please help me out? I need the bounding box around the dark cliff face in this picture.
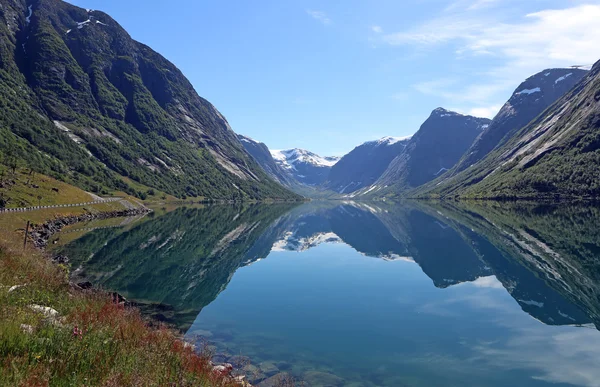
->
[374,108,490,193]
[323,136,411,194]
[423,63,600,199]
[0,0,298,200]
[237,135,297,187]
[451,68,588,175]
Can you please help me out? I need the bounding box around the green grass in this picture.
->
[0,242,240,386]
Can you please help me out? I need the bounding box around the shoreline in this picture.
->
[0,204,257,386]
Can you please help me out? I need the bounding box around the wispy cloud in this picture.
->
[306,9,331,25]
[371,25,383,33]
[379,3,600,113]
[465,105,502,119]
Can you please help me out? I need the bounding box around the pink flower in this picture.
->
[73,326,83,339]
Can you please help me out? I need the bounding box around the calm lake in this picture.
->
[55,201,600,387]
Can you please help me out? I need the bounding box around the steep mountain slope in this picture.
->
[270,148,339,186]
[363,108,490,196]
[423,61,600,199]
[0,0,298,200]
[237,135,297,187]
[450,68,587,175]
[323,136,412,194]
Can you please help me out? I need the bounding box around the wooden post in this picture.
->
[23,221,30,249]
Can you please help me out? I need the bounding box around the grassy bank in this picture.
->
[0,232,240,386]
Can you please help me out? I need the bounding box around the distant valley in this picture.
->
[241,66,597,200]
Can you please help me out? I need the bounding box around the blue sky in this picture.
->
[69,0,600,156]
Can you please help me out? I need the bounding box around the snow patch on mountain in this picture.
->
[77,19,92,29]
[366,136,413,146]
[270,149,340,170]
[25,5,32,24]
[555,73,573,84]
[239,135,258,144]
[516,87,541,95]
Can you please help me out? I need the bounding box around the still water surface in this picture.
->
[56,202,600,386]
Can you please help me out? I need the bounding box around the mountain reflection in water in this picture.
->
[57,201,600,386]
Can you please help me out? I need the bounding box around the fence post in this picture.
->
[23,221,30,249]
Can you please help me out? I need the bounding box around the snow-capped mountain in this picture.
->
[270,149,340,186]
[324,135,413,194]
[448,68,588,175]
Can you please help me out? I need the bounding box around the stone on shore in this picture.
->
[257,372,292,387]
[258,361,279,377]
[302,370,345,387]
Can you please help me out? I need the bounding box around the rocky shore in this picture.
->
[28,207,152,249]
[188,329,349,387]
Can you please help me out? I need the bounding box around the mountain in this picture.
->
[237,135,297,187]
[361,108,490,196]
[270,148,340,186]
[447,68,587,177]
[59,203,298,330]
[323,136,412,194]
[421,62,600,199]
[421,201,600,328]
[0,0,298,200]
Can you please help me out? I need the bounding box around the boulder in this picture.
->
[212,363,233,376]
[257,372,292,387]
[302,371,345,387]
[228,355,251,368]
[259,361,279,377]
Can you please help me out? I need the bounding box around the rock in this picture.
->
[211,353,229,364]
[243,364,260,374]
[189,329,213,338]
[244,364,267,384]
[257,372,292,387]
[235,375,254,387]
[229,355,251,368]
[110,292,126,304]
[77,281,93,290]
[259,361,279,377]
[212,363,233,376]
[28,304,59,318]
[183,341,196,351]
[20,324,34,334]
[274,360,292,370]
[8,284,26,292]
[28,304,64,327]
[52,255,69,264]
[302,371,345,387]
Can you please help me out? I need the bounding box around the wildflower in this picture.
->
[73,326,83,339]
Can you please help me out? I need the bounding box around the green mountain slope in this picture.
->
[0,0,298,200]
[418,61,600,199]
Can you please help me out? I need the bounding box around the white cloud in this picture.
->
[383,4,600,66]
[413,78,511,105]
[371,25,383,33]
[469,275,505,289]
[306,9,331,25]
[472,324,600,386]
[466,105,502,118]
[380,4,600,113]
